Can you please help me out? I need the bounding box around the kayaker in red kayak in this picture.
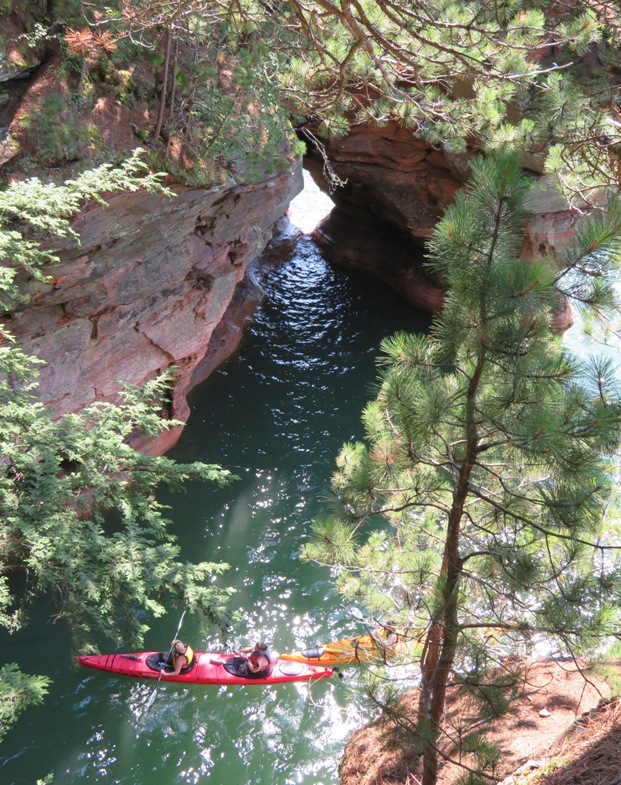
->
[170,640,195,675]
[236,641,272,678]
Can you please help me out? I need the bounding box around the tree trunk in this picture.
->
[419,515,463,785]
[164,39,179,158]
[153,28,172,145]
[419,348,485,785]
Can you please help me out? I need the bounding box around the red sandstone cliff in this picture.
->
[0,5,584,456]
[304,122,585,324]
[0,2,303,454]
[1,165,303,454]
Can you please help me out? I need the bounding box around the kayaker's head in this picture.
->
[173,640,187,654]
[254,641,268,652]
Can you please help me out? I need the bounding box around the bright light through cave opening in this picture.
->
[288,168,334,234]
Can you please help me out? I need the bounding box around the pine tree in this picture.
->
[0,664,49,745]
[304,153,621,784]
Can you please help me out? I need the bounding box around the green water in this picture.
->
[0,220,430,784]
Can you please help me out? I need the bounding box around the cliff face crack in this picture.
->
[137,324,177,365]
[194,214,217,239]
[184,269,214,291]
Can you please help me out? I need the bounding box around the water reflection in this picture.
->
[151,237,429,783]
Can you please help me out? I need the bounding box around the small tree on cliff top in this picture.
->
[304,153,621,784]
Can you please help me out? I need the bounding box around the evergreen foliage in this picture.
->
[0,149,169,314]
[50,1,304,184]
[62,0,621,198]
[0,155,235,743]
[0,663,49,745]
[0,361,235,645]
[279,0,621,198]
[304,153,621,784]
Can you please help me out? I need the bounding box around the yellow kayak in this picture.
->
[279,628,409,667]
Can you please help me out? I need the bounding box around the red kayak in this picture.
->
[77,651,334,685]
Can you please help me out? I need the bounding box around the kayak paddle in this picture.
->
[145,609,186,710]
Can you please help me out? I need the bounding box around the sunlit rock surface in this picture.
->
[2,163,303,454]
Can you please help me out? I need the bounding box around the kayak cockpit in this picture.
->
[222,656,275,679]
[145,652,197,675]
[299,646,325,660]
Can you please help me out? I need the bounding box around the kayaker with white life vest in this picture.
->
[236,641,272,677]
[170,639,194,675]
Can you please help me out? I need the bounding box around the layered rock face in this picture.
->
[305,122,582,319]
[2,163,303,454]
